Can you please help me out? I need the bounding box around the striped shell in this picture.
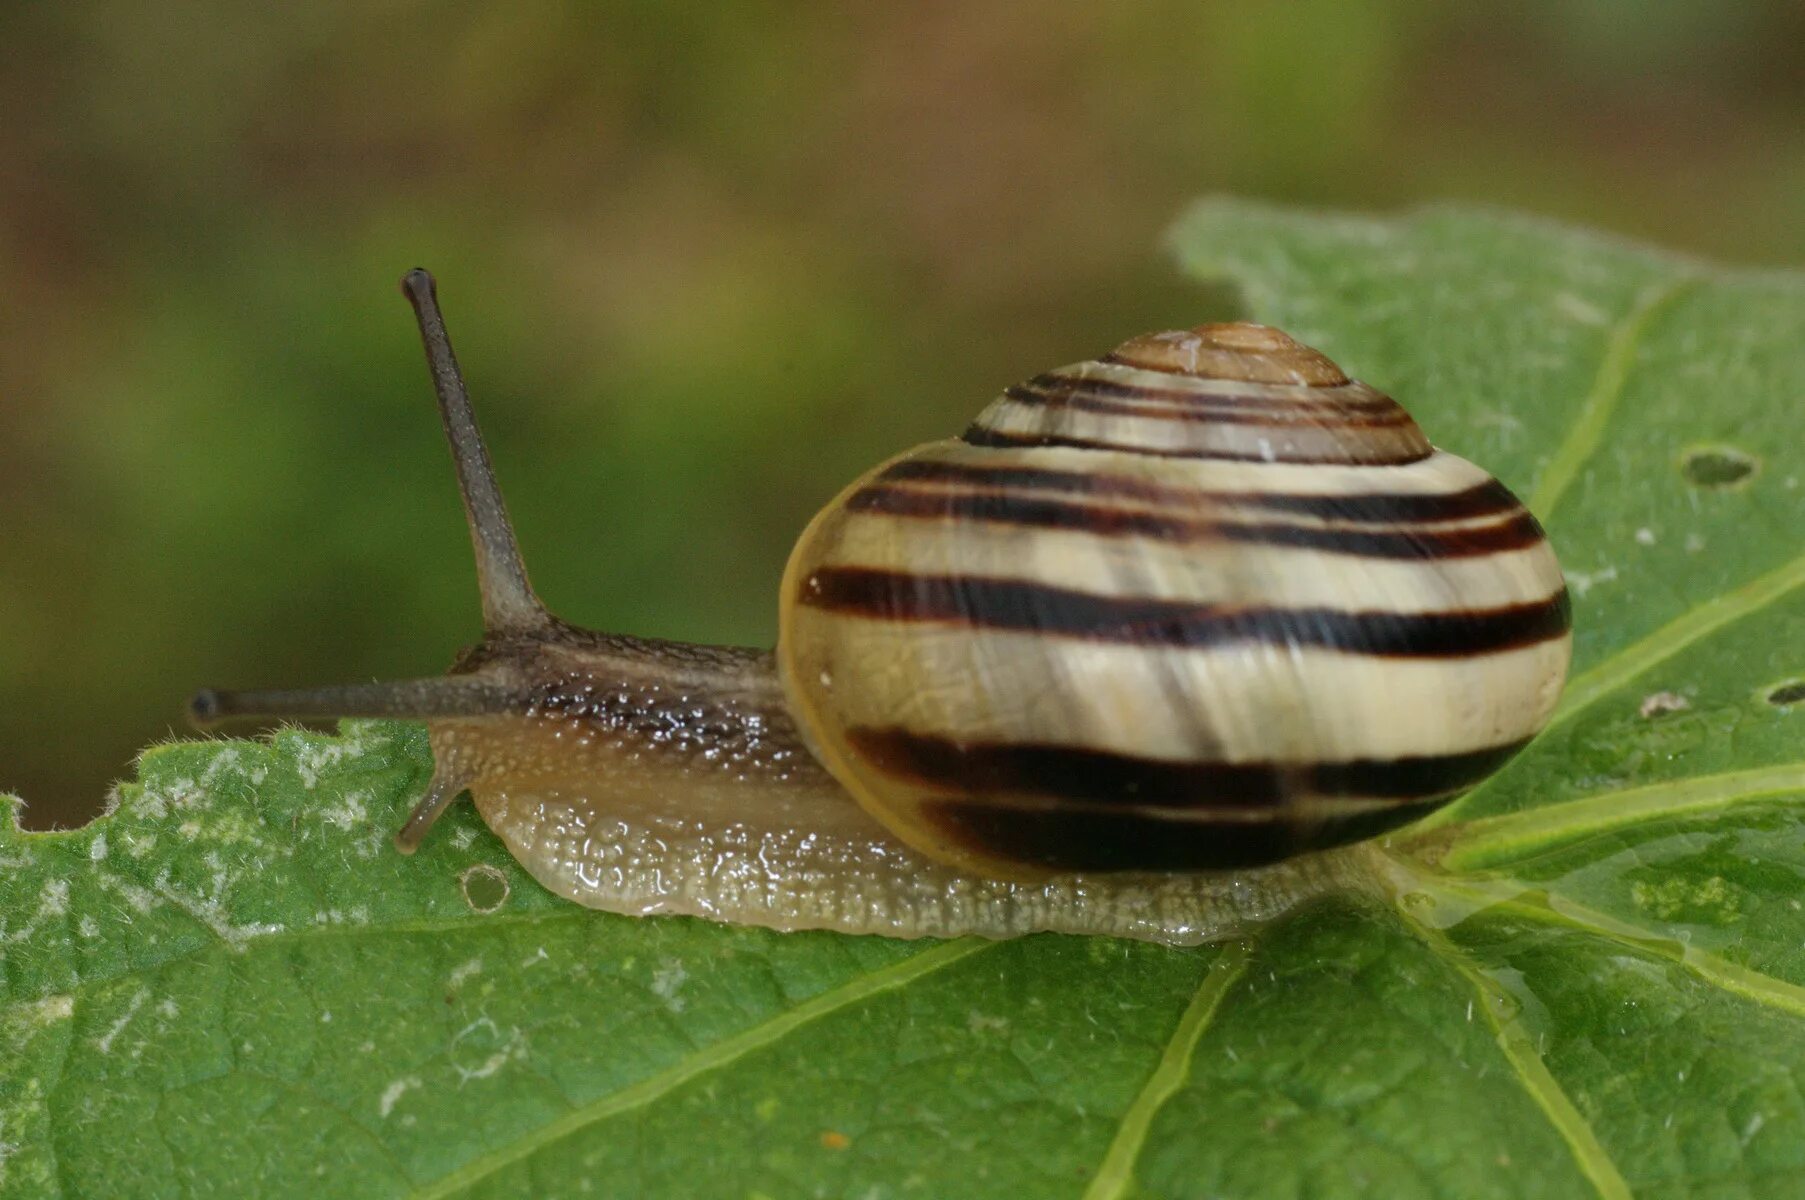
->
[776,323,1571,879]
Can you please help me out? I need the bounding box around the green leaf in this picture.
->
[6,201,1804,1198]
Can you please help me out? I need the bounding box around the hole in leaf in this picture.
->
[1766,680,1805,708]
[459,864,510,913]
[1680,445,1758,489]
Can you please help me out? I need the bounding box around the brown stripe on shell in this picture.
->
[850,726,1531,807]
[801,567,1571,656]
[1022,372,1395,409]
[1000,384,1416,429]
[917,794,1457,871]
[844,484,1548,559]
[960,423,1435,465]
[1013,372,1403,412]
[874,459,1526,525]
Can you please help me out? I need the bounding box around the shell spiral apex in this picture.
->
[778,321,1570,879]
[950,321,1434,467]
[1107,322,1349,385]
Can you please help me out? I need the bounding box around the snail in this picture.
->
[190,270,1571,945]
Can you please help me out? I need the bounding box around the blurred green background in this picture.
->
[4,2,1803,828]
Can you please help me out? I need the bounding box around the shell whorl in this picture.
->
[964,323,1433,466]
[777,324,1570,879]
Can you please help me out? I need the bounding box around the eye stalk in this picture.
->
[188,269,566,848]
[400,268,549,636]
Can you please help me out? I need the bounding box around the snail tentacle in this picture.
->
[187,678,519,725]
[401,267,549,637]
[394,764,475,854]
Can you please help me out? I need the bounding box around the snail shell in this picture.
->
[192,277,1570,944]
[779,323,1570,878]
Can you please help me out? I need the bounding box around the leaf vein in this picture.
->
[1430,762,1805,870]
[1081,940,1255,1200]
[1554,548,1805,724]
[407,937,994,1200]
[1392,898,1633,1200]
[1434,547,1805,831]
[1414,874,1805,1024]
[1528,279,1696,519]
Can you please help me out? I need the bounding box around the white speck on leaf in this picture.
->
[380,1077,422,1119]
[1567,566,1618,597]
[966,1011,1010,1036]
[450,958,484,987]
[295,741,363,789]
[451,1017,528,1084]
[164,778,204,812]
[200,749,245,785]
[88,833,107,861]
[319,791,370,833]
[100,870,285,947]
[1552,292,1609,325]
[651,960,688,1012]
[95,989,148,1054]
[1471,409,1525,444]
[16,994,74,1030]
[1634,527,1656,545]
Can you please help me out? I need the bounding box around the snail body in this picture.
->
[192,274,1570,945]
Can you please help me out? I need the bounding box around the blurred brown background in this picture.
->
[4,1,1803,828]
